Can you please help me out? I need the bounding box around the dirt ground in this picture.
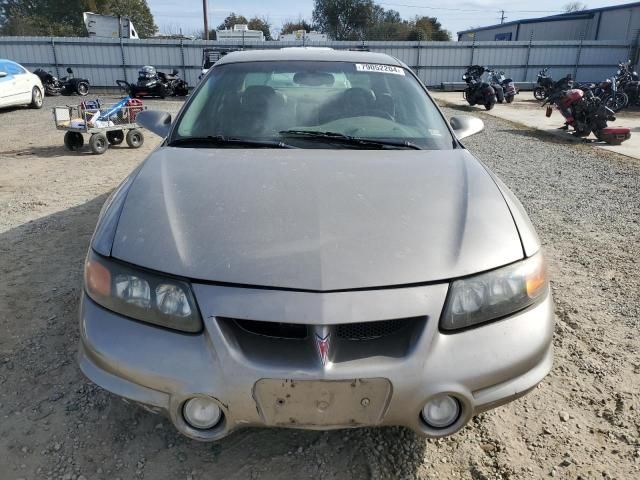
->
[0,95,638,480]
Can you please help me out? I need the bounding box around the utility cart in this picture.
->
[53,98,146,154]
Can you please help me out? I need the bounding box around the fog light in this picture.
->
[183,397,222,430]
[421,395,460,429]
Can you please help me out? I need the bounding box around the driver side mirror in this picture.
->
[0,71,7,78]
[450,115,484,140]
[137,110,172,138]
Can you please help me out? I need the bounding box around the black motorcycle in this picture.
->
[33,67,90,96]
[488,69,518,103]
[617,60,640,106]
[533,67,554,101]
[117,65,189,99]
[462,65,497,110]
[576,76,628,113]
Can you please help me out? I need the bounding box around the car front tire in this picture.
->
[30,86,43,109]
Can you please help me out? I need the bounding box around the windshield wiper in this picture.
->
[279,130,422,150]
[168,135,296,149]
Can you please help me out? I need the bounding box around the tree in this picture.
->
[313,0,375,40]
[408,16,451,41]
[280,19,313,35]
[366,5,411,40]
[0,0,157,37]
[248,16,272,40]
[563,2,587,12]
[312,0,450,41]
[0,0,95,36]
[104,0,157,38]
[217,13,248,31]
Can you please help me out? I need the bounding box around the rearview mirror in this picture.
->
[137,110,172,138]
[0,71,7,78]
[450,115,484,140]
[293,72,334,87]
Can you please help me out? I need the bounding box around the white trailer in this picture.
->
[83,12,140,39]
[215,24,264,42]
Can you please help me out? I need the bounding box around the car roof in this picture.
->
[216,48,404,67]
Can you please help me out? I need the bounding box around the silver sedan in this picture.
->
[79,48,553,441]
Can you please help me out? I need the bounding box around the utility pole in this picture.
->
[203,0,209,40]
[500,10,507,24]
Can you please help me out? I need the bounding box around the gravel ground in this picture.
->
[0,96,639,480]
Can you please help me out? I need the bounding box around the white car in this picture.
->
[0,59,44,110]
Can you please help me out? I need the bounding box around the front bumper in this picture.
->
[79,282,554,441]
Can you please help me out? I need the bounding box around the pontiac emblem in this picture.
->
[315,332,331,366]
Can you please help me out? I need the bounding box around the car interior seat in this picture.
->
[319,87,376,124]
[237,85,288,135]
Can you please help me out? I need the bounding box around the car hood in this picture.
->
[111,147,524,291]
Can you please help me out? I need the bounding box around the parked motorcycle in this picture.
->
[462,65,497,110]
[33,67,90,96]
[488,69,518,103]
[617,60,640,106]
[533,67,554,101]
[577,76,628,112]
[117,65,188,99]
[542,74,630,145]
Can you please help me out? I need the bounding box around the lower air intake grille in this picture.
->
[336,318,410,341]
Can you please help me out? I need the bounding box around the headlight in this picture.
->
[84,250,202,333]
[440,252,548,332]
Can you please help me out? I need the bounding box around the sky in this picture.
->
[147,0,634,38]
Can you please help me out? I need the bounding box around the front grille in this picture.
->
[234,319,308,339]
[336,318,410,341]
[228,317,417,341]
[221,315,426,365]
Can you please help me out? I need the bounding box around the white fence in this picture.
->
[0,36,636,88]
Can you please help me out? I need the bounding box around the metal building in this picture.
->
[458,2,640,42]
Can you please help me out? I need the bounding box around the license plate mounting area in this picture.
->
[253,378,392,428]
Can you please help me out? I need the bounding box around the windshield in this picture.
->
[171,60,454,149]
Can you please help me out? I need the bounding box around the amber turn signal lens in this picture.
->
[526,268,547,298]
[525,254,547,298]
[85,256,111,297]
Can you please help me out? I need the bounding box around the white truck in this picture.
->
[83,12,139,39]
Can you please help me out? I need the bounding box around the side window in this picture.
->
[0,61,8,75]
